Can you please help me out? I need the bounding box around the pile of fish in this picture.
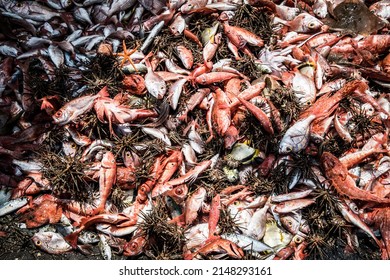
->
[1,0,390,260]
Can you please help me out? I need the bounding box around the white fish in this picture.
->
[168,78,187,110]
[244,204,269,240]
[279,115,316,154]
[32,231,73,254]
[144,56,167,99]
[221,233,272,253]
[98,234,112,260]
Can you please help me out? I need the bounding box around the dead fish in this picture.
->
[176,45,194,69]
[32,231,73,254]
[169,13,186,36]
[108,0,137,17]
[0,197,28,218]
[221,233,272,253]
[278,13,323,33]
[370,0,390,20]
[313,0,328,18]
[330,0,386,35]
[274,198,316,214]
[279,115,316,154]
[98,234,112,260]
[292,72,317,107]
[52,87,108,125]
[12,159,43,172]
[141,127,171,146]
[2,1,61,22]
[168,78,188,110]
[73,7,93,25]
[140,21,165,52]
[0,43,20,57]
[144,55,167,99]
[48,45,64,68]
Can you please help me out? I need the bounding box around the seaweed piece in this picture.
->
[231,4,274,45]
[39,151,95,202]
[138,198,186,258]
[83,54,124,95]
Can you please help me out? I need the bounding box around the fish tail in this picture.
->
[65,232,79,249]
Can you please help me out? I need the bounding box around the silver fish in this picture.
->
[288,168,303,190]
[0,197,28,217]
[108,0,137,17]
[168,78,187,110]
[292,72,316,107]
[98,234,112,260]
[48,45,64,68]
[74,7,93,25]
[12,159,43,172]
[279,115,316,154]
[244,204,269,240]
[0,188,11,206]
[144,57,167,99]
[221,233,272,253]
[140,21,164,52]
[0,43,19,57]
[313,0,328,18]
[3,1,61,22]
[32,231,73,254]
[141,127,171,146]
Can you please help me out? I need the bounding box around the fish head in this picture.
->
[79,231,100,244]
[52,108,69,125]
[32,232,49,248]
[101,151,116,168]
[278,140,294,154]
[280,215,300,235]
[301,13,323,32]
[62,141,77,157]
[167,184,188,203]
[60,0,73,9]
[123,236,146,256]
[313,0,328,18]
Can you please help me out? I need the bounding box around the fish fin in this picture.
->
[97,86,110,98]
[273,16,290,26]
[348,172,359,180]
[65,232,79,249]
[77,244,93,255]
[187,173,198,185]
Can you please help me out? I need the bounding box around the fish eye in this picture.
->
[71,143,77,148]
[126,151,131,157]
[286,146,292,152]
[35,240,42,246]
[308,22,317,29]
[176,188,183,195]
[130,242,138,250]
[293,235,304,244]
